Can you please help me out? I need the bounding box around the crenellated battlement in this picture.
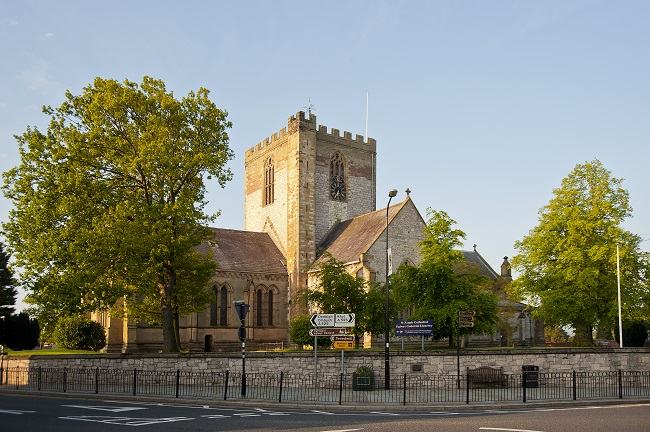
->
[316,125,376,150]
[245,111,375,157]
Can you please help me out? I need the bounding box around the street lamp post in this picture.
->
[385,188,398,390]
[617,244,624,348]
[234,300,250,397]
[1,316,5,385]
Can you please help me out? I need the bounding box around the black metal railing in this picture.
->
[1,366,649,406]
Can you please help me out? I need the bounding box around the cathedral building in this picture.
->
[98,111,534,353]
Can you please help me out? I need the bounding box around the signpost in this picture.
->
[331,335,356,375]
[333,340,355,349]
[331,335,354,343]
[396,319,434,350]
[310,313,355,328]
[309,328,346,337]
[395,320,434,336]
[458,310,475,328]
[457,310,475,388]
[310,313,356,382]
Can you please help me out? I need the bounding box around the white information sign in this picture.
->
[310,313,355,328]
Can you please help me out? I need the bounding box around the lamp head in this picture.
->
[388,189,398,198]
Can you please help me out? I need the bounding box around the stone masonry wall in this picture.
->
[4,349,649,376]
[368,198,426,283]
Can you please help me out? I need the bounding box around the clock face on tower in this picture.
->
[330,175,346,201]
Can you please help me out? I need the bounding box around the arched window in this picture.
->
[268,290,274,326]
[256,288,264,326]
[330,152,346,201]
[219,286,228,326]
[264,158,274,206]
[210,286,218,326]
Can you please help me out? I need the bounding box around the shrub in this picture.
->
[289,314,330,348]
[3,312,40,350]
[53,315,106,351]
[355,364,374,376]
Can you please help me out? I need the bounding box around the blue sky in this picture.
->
[1,1,649,309]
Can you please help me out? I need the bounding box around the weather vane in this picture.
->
[303,97,317,115]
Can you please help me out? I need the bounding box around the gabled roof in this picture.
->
[316,197,413,265]
[460,249,499,279]
[201,228,287,274]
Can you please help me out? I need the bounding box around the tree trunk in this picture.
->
[572,322,594,346]
[173,311,181,351]
[160,274,180,353]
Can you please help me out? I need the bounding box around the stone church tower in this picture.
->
[244,111,377,316]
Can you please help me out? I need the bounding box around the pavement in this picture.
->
[2,385,649,412]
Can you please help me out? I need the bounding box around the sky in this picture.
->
[1,1,649,310]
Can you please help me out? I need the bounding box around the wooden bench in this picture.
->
[467,366,507,388]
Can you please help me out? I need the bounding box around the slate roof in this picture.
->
[316,199,406,265]
[200,228,287,274]
[460,250,499,279]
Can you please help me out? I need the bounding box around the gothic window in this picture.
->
[256,288,264,326]
[330,152,346,201]
[219,286,228,326]
[268,288,274,326]
[264,158,274,206]
[210,286,218,326]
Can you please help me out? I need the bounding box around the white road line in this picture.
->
[0,409,36,415]
[480,428,545,432]
[60,415,194,426]
[62,405,146,412]
[320,429,363,432]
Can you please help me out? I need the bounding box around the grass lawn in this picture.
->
[2,348,100,356]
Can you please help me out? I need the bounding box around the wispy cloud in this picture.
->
[19,58,52,91]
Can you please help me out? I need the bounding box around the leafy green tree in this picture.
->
[2,76,234,352]
[510,160,650,346]
[289,314,330,348]
[4,312,40,350]
[615,321,648,347]
[360,282,399,340]
[0,242,18,317]
[53,315,106,351]
[544,325,569,343]
[300,252,395,345]
[391,209,499,346]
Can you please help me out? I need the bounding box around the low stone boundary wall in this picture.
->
[2,348,649,376]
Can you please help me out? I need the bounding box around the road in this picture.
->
[0,393,648,431]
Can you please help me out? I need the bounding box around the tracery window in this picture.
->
[210,285,230,326]
[210,286,218,326]
[256,288,264,326]
[330,152,346,201]
[264,158,274,206]
[219,286,228,326]
[268,290,274,326]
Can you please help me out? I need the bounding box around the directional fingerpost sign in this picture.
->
[334,313,355,327]
[330,335,355,342]
[333,341,354,349]
[309,328,346,337]
[310,313,355,328]
[458,310,475,328]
